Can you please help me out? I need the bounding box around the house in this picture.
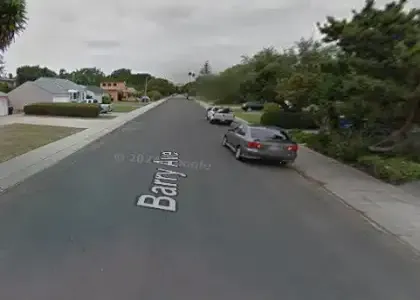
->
[0,91,10,116]
[7,77,87,110]
[85,85,106,103]
[0,77,17,89]
[100,81,135,101]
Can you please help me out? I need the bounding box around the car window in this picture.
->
[250,128,289,141]
[219,108,231,113]
[235,125,246,135]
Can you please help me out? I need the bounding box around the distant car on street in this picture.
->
[222,124,298,164]
[241,102,264,112]
[140,96,150,103]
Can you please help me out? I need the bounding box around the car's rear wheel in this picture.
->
[235,147,243,160]
[226,121,233,126]
[209,119,216,124]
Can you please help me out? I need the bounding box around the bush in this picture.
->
[260,110,318,129]
[288,130,317,144]
[357,155,420,184]
[24,102,100,118]
[263,102,281,113]
[147,90,162,101]
[102,95,111,104]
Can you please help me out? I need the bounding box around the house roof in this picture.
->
[86,85,105,94]
[33,77,86,94]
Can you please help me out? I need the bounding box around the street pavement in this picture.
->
[0,96,420,299]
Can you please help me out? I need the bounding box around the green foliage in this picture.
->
[16,65,57,85]
[147,90,162,101]
[357,155,420,184]
[24,102,100,118]
[260,111,318,129]
[0,0,27,51]
[102,95,111,104]
[263,102,281,113]
[288,130,317,144]
[0,82,10,93]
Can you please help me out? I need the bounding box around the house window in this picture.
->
[113,83,117,86]
[102,83,106,87]
[108,83,112,86]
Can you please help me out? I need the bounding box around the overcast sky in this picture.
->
[3,0,419,83]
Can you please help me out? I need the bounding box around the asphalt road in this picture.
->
[1,96,420,299]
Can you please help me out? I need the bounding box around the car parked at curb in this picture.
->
[222,123,298,164]
[206,106,221,120]
[209,107,234,125]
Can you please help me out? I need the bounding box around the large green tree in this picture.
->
[0,0,27,51]
[318,0,420,151]
[0,0,27,73]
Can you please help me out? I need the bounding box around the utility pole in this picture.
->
[144,76,149,97]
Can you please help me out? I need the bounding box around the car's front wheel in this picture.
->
[222,136,228,147]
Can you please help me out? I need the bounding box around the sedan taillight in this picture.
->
[287,144,298,152]
[247,141,261,149]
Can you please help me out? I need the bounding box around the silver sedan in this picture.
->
[222,124,298,164]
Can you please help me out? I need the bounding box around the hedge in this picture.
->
[24,102,101,118]
[260,110,318,129]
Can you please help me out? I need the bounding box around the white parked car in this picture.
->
[206,106,221,120]
[208,107,234,125]
[84,98,112,113]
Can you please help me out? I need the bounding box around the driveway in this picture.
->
[0,97,420,299]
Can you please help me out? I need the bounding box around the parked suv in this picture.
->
[241,102,264,112]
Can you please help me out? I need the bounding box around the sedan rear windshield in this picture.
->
[250,128,290,141]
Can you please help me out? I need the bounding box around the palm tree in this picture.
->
[0,0,27,51]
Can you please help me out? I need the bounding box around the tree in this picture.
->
[318,0,420,151]
[70,68,105,85]
[0,0,27,51]
[0,0,27,73]
[199,61,212,75]
[16,65,57,85]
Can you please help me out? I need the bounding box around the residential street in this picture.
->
[1,96,420,299]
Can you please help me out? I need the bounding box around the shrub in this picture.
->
[357,155,420,184]
[24,102,100,118]
[102,95,111,104]
[288,130,317,144]
[260,111,318,129]
[263,102,281,113]
[147,90,162,101]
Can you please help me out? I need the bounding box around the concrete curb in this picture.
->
[0,98,169,191]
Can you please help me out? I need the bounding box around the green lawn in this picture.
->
[233,109,262,124]
[0,123,84,163]
[112,102,145,112]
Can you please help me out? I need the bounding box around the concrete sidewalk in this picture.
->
[0,98,169,191]
[294,147,420,253]
[195,98,420,253]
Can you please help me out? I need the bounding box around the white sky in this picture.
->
[3,0,419,83]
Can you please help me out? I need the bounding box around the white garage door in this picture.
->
[0,98,8,116]
[53,96,70,103]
